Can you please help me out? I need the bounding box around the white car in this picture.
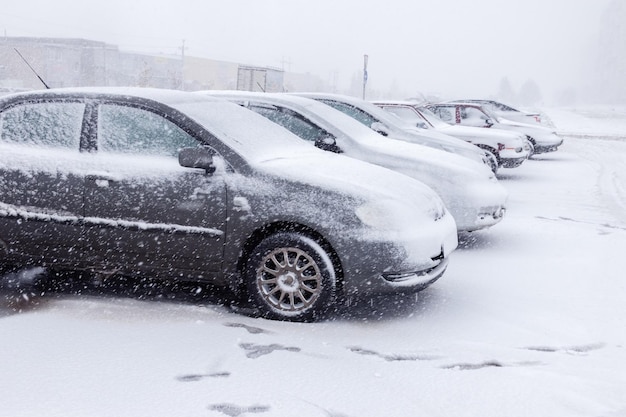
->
[373,100,530,169]
[427,102,563,154]
[201,91,508,233]
[292,92,498,173]
[452,99,544,126]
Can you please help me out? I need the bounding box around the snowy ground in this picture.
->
[1,107,626,417]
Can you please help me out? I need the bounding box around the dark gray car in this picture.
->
[0,88,458,321]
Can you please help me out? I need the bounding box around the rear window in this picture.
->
[0,102,84,149]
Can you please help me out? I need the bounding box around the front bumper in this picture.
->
[379,253,450,292]
[533,134,564,154]
[500,156,527,168]
[340,211,458,298]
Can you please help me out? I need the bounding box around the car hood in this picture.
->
[254,149,448,224]
[496,118,555,134]
[438,124,526,145]
[336,128,496,183]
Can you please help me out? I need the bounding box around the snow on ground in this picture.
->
[1,107,626,417]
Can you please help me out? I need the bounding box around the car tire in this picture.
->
[476,145,499,173]
[244,232,336,321]
[525,137,536,158]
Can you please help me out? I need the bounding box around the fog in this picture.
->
[1,0,622,104]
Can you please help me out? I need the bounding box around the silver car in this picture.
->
[428,102,563,154]
[201,91,508,233]
[372,100,531,169]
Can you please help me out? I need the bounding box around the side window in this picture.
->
[250,105,331,143]
[319,100,379,128]
[0,102,84,149]
[98,104,199,156]
[432,106,454,123]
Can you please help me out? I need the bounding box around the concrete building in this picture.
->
[0,36,328,93]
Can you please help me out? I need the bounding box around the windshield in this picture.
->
[380,106,428,126]
[172,99,319,164]
[474,105,500,121]
[416,106,452,129]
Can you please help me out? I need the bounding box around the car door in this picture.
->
[0,100,86,265]
[82,102,227,280]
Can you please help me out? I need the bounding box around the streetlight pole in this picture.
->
[362,54,368,100]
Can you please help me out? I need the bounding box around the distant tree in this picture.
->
[137,62,153,87]
[518,79,543,106]
[592,0,626,103]
[496,77,516,103]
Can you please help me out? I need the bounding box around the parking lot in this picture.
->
[1,107,625,417]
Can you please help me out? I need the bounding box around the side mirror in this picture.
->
[370,121,389,136]
[179,147,216,173]
[484,118,494,127]
[314,136,343,153]
[416,121,428,129]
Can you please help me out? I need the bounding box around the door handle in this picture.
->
[86,173,119,187]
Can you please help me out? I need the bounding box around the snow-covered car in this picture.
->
[451,99,544,125]
[292,92,498,172]
[427,102,564,154]
[0,88,459,321]
[201,91,508,233]
[373,100,531,169]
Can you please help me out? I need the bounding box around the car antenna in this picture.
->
[14,48,50,89]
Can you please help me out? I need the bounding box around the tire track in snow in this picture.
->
[564,136,626,227]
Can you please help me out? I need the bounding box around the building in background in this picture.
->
[0,36,327,93]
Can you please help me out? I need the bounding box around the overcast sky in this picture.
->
[0,0,612,102]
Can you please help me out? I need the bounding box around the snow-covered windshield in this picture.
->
[477,105,500,121]
[320,97,417,132]
[416,106,452,129]
[171,99,320,164]
[382,106,426,126]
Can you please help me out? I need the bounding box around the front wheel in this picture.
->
[525,136,536,158]
[244,232,336,321]
[476,145,500,173]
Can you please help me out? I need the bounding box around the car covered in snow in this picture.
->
[427,102,564,154]
[372,100,531,169]
[201,91,508,233]
[292,92,498,172]
[451,99,544,126]
[0,88,459,321]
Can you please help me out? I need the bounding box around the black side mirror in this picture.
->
[485,118,494,127]
[314,136,343,153]
[179,147,216,173]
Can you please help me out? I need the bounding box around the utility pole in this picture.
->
[179,39,186,90]
[362,54,368,100]
[280,56,292,72]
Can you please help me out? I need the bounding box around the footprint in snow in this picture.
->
[208,403,270,416]
[223,322,271,334]
[524,342,605,355]
[239,342,301,358]
[348,346,441,361]
[441,360,542,371]
[176,372,230,382]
